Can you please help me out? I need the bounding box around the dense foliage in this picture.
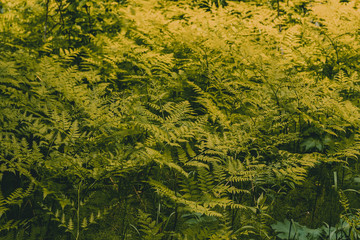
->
[1,0,360,239]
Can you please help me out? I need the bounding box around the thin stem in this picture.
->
[288,219,292,240]
[76,180,82,240]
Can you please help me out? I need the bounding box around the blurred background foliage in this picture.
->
[1,0,360,239]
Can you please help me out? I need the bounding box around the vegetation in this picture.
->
[1,0,360,239]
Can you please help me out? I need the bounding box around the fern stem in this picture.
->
[76,180,82,240]
[121,198,128,240]
[288,219,293,240]
[172,170,178,236]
